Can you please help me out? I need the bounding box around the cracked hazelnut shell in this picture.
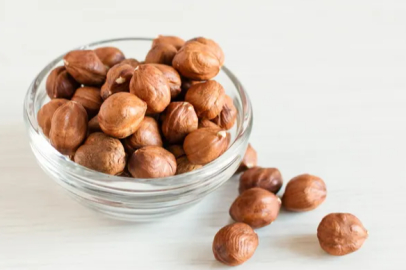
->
[98,92,147,139]
[237,144,257,172]
[152,35,185,50]
[317,213,368,256]
[145,43,178,66]
[176,156,202,175]
[123,116,163,153]
[94,46,125,68]
[74,132,126,175]
[239,167,283,194]
[212,95,237,130]
[150,64,182,98]
[37,99,69,137]
[71,86,103,118]
[230,187,281,228]
[213,222,258,266]
[162,102,198,143]
[101,63,133,100]
[46,66,79,99]
[128,146,176,178]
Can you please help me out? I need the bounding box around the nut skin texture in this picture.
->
[128,146,176,178]
[145,43,178,66]
[98,92,147,139]
[152,35,185,50]
[237,144,257,173]
[37,99,69,137]
[46,66,79,99]
[123,117,163,153]
[198,119,221,129]
[150,64,182,98]
[176,156,202,175]
[162,102,198,144]
[185,80,226,119]
[120,58,140,68]
[71,86,103,118]
[88,115,102,133]
[282,174,327,212]
[74,132,126,175]
[101,63,133,100]
[63,50,107,85]
[229,187,281,228]
[212,95,237,130]
[166,145,185,158]
[94,47,125,68]
[212,223,258,266]
[317,213,368,256]
[129,64,171,114]
[239,167,283,194]
[49,101,88,155]
[172,37,224,80]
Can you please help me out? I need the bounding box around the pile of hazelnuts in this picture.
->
[37,35,235,178]
[212,145,369,266]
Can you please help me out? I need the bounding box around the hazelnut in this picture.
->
[128,146,176,178]
[183,128,228,165]
[229,187,281,228]
[198,119,221,129]
[162,102,198,143]
[145,43,178,66]
[123,117,163,153]
[88,115,102,133]
[49,101,88,155]
[166,145,185,158]
[150,64,182,98]
[129,64,171,114]
[152,35,185,50]
[237,144,257,172]
[100,63,133,100]
[176,156,202,175]
[212,95,237,130]
[282,174,327,212]
[74,132,126,175]
[98,92,147,139]
[185,80,225,119]
[71,86,103,118]
[239,167,283,194]
[63,50,107,85]
[46,66,79,99]
[212,222,258,266]
[317,213,368,256]
[172,37,224,80]
[120,58,140,68]
[37,99,69,137]
[94,46,125,68]
[181,78,203,92]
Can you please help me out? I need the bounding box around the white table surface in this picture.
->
[1,0,406,269]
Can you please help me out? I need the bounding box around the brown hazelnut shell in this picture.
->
[239,167,283,194]
[162,102,198,144]
[212,95,237,130]
[100,63,133,100]
[198,119,221,129]
[145,43,178,66]
[188,37,225,66]
[176,156,202,175]
[94,47,125,68]
[166,145,185,159]
[123,117,163,153]
[71,86,103,118]
[37,99,69,137]
[150,64,182,98]
[88,115,102,134]
[120,58,140,68]
[237,143,257,173]
[46,66,79,99]
[152,35,185,50]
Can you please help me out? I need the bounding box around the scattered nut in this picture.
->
[88,115,102,133]
[237,144,257,172]
[74,132,126,175]
[176,156,202,175]
[100,63,133,100]
[282,174,327,212]
[128,146,176,178]
[230,187,281,228]
[239,167,283,194]
[94,47,125,68]
[98,92,147,138]
[71,86,103,118]
[145,43,178,66]
[198,119,221,129]
[46,66,79,99]
[162,102,198,143]
[150,64,182,98]
[152,35,185,50]
[123,116,163,153]
[185,80,225,119]
[212,222,258,266]
[317,213,368,256]
[37,99,69,137]
[212,95,237,130]
[120,58,140,68]
[49,101,88,155]
[183,128,228,165]
[166,145,185,158]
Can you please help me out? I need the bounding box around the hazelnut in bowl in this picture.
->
[23,37,252,221]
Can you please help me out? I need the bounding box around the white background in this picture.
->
[1,0,406,269]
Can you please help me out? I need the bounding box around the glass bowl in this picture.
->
[23,38,253,221]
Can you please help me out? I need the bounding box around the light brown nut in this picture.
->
[128,146,176,178]
[162,102,198,144]
[212,223,258,266]
[46,66,79,99]
[123,117,163,153]
[94,47,125,68]
[63,50,107,85]
[172,37,224,80]
[176,156,202,175]
[98,92,147,139]
[120,58,140,68]
[317,213,368,256]
[129,64,171,114]
[166,145,185,158]
[150,64,182,98]
[183,128,228,165]
[88,115,102,134]
[49,101,88,155]
[185,80,225,119]
[145,43,178,66]
[237,144,257,173]
[229,187,281,228]
[212,95,237,130]
[37,99,69,137]
[282,174,327,212]
[239,167,283,194]
[198,119,221,129]
[74,132,126,175]
[152,35,185,50]
[71,86,102,118]
[100,63,133,100]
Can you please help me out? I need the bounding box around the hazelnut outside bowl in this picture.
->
[23,38,252,221]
